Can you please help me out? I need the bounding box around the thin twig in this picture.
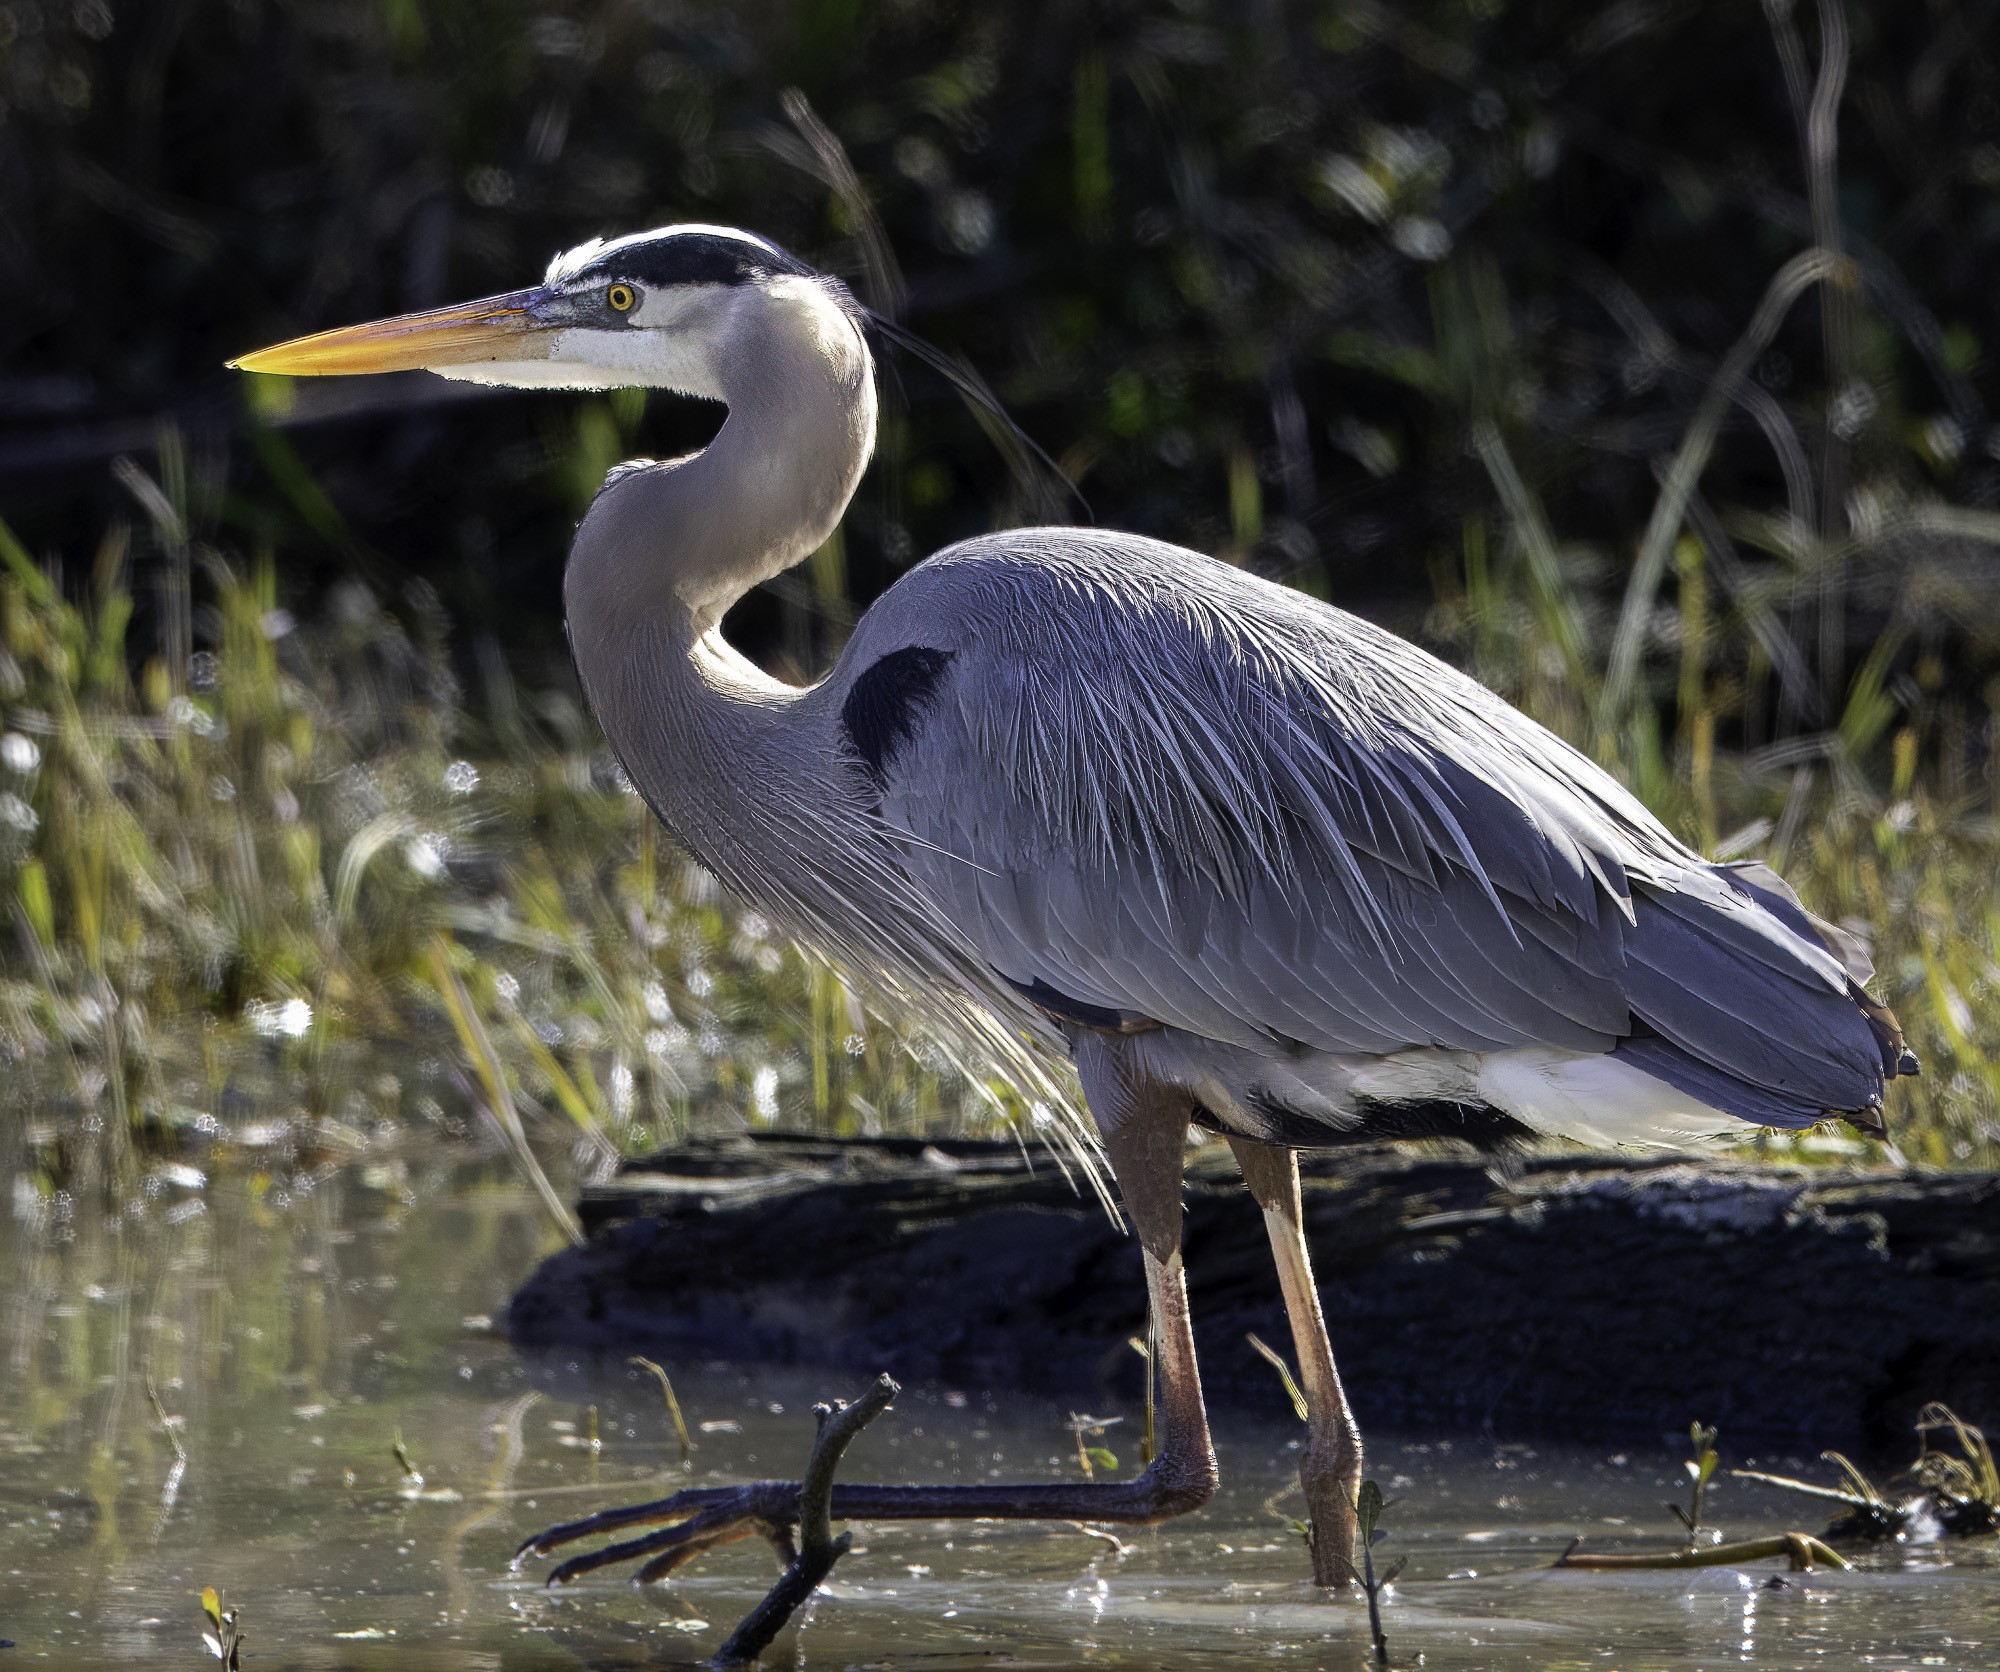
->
[1245,1332,1309,1423]
[629,1355,695,1471]
[145,1378,188,1465]
[1556,1532,1851,1571]
[1579,261,1816,536]
[1682,487,1820,727]
[1765,0,1855,696]
[1363,1533,1390,1663]
[1596,247,1845,739]
[1472,421,1596,702]
[146,1376,189,1529]
[770,89,907,320]
[1126,1334,1156,1466]
[427,934,583,1246]
[710,1374,899,1668]
[1729,1467,1873,1508]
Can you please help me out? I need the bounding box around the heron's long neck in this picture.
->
[556,295,1072,1128]
[561,300,876,901]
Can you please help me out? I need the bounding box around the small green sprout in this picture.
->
[392,1432,423,1488]
[1065,1412,1122,1478]
[1565,1419,1850,1572]
[1668,1421,1720,1548]
[199,1587,243,1670]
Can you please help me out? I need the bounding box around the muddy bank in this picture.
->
[507,1135,2000,1448]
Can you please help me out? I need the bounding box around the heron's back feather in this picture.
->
[836,529,1899,1136]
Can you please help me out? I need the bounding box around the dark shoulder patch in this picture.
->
[842,646,954,781]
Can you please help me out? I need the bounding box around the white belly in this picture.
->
[1119,1028,1746,1150]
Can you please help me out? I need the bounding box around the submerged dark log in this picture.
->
[507,1135,2000,1449]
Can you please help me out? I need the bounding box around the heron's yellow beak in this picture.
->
[227,288,556,376]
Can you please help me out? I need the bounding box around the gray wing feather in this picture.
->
[842,529,1885,1120]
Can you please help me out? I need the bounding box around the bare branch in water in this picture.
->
[710,1374,899,1669]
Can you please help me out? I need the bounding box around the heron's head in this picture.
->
[229,223,868,399]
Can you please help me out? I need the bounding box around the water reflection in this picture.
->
[2,1147,1995,1669]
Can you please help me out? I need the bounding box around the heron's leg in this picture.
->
[516,1068,1216,1585]
[1228,1137,1361,1587]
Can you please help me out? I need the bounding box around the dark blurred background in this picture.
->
[7,0,1999,721]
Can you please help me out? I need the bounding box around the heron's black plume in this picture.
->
[752,85,1086,524]
[861,310,1092,525]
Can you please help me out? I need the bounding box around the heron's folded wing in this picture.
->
[864,616,1653,1056]
[850,531,1885,1121]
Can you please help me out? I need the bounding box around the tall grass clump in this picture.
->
[0,452,1010,1203]
[1409,252,2000,1169]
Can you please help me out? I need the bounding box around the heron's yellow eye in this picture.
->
[607,283,637,313]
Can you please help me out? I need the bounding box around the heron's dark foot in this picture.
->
[519,1093,1223,1600]
[514,1460,1219,1588]
[514,1483,798,1585]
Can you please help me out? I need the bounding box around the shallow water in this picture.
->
[2,1147,1994,1670]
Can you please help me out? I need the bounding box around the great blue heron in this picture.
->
[233,223,1915,1590]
